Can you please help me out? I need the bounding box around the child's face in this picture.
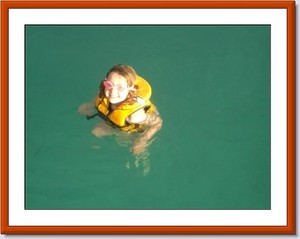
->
[104,72,130,104]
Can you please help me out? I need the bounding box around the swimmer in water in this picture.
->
[78,64,162,158]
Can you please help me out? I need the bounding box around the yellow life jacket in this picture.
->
[95,75,156,132]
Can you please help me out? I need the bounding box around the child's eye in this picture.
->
[103,80,127,91]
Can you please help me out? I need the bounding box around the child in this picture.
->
[78,64,162,158]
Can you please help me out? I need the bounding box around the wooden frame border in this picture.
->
[1,0,296,235]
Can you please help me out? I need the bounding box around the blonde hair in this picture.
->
[106,64,137,88]
[99,64,138,103]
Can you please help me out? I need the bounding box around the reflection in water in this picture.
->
[115,132,159,176]
[78,100,162,176]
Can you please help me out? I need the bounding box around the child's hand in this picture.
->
[78,101,96,116]
[91,121,114,138]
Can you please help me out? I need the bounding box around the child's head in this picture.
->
[106,64,136,88]
[102,64,137,104]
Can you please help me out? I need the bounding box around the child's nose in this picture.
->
[110,88,120,95]
[111,87,118,93]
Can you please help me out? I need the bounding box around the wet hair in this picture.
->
[99,64,138,104]
[106,64,137,88]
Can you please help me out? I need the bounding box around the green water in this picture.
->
[25,25,270,209]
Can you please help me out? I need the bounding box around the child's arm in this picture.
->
[126,108,147,124]
[137,113,162,140]
[78,91,100,117]
[131,113,163,155]
[78,98,97,116]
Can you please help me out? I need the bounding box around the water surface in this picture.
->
[25,25,270,209]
